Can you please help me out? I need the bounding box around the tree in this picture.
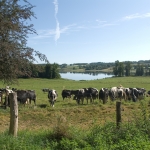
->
[125,61,132,76]
[0,0,48,84]
[135,63,144,76]
[45,63,60,79]
[113,60,119,76]
[45,64,52,79]
[113,60,124,77]
[118,62,124,77]
[52,63,60,79]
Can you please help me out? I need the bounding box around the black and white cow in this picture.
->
[72,89,85,104]
[124,88,132,101]
[130,88,146,102]
[109,87,126,101]
[61,89,72,100]
[99,88,109,104]
[72,87,99,104]
[83,87,99,104]
[48,89,58,107]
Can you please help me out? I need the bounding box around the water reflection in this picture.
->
[60,72,114,81]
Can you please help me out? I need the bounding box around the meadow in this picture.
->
[0,77,150,149]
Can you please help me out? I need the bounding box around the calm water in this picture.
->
[60,72,114,81]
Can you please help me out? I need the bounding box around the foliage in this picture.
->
[1,111,150,149]
[136,63,144,76]
[0,0,48,84]
[125,61,132,76]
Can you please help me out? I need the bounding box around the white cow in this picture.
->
[109,87,126,101]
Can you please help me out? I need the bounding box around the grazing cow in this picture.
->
[42,88,49,93]
[48,89,58,107]
[16,90,31,105]
[71,90,79,97]
[109,87,125,101]
[99,88,109,104]
[73,89,85,104]
[83,87,99,104]
[27,90,36,105]
[124,88,132,100]
[3,88,14,106]
[147,90,150,97]
[130,88,146,102]
[61,89,72,100]
[72,87,99,104]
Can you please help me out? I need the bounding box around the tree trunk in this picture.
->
[9,92,18,137]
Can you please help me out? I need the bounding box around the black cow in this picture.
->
[16,90,31,105]
[48,89,58,107]
[27,90,36,105]
[99,88,109,104]
[61,89,72,100]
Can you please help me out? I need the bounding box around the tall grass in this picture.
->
[1,107,150,150]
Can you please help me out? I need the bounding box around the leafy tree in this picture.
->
[125,61,132,76]
[45,64,52,79]
[113,60,124,77]
[118,62,124,77]
[135,63,144,76]
[45,63,60,79]
[0,0,48,84]
[52,63,60,79]
[113,60,119,76]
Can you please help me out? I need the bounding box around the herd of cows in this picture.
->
[43,86,150,107]
[0,86,36,107]
[0,86,150,108]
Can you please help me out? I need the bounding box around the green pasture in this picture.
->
[0,76,150,103]
[0,76,150,108]
[0,77,150,149]
[0,77,150,129]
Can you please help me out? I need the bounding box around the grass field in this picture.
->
[0,77,150,133]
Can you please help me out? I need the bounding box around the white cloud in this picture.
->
[55,19,60,42]
[53,0,60,44]
[53,0,58,16]
[123,13,150,20]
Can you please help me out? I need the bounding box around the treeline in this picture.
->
[60,60,150,77]
[20,60,150,79]
[113,60,150,76]
[20,63,61,79]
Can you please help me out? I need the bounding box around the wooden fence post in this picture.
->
[9,92,18,137]
[116,101,121,129]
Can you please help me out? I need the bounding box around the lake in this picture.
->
[60,72,114,81]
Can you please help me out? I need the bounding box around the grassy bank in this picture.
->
[0,77,150,149]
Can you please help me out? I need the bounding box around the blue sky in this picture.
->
[27,0,150,64]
